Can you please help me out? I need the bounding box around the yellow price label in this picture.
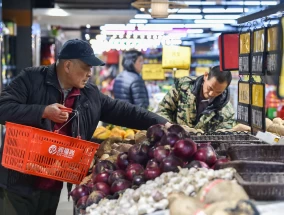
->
[162,46,191,69]
[242,75,261,82]
[142,64,165,80]
[279,17,284,98]
[252,84,264,107]
[240,32,251,54]
[174,70,189,78]
[253,29,265,52]
[267,26,278,51]
[238,82,250,104]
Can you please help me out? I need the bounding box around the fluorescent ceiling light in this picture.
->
[129,19,148,24]
[177,8,202,13]
[45,8,69,16]
[168,14,203,19]
[223,1,259,5]
[148,8,179,13]
[101,30,125,35]
[195,19,237,24]
[204,15,240,19]
[185,23,225,28]
[183,1,216,5]
[224,1,277,5]
[100,24,136,31]
[139,24,185,31]
[135,14,152,19]
[261,1,278,5]
[186,29,204,34]
[183,0,277,6]
[203,8,249,13]
[186,33,211,38]
[195,36,218,43]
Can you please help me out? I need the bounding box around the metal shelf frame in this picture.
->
[237,3,284,24]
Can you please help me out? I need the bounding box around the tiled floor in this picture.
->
[56,183,74,215]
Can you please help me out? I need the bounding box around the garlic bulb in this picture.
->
[87,167,236,215]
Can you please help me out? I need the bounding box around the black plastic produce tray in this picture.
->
[228,144,284,162]
[236,172,284,201]
[190,134,263,156]
[218,160,284,173]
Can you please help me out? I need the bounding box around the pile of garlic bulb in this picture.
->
[86,167,236,215]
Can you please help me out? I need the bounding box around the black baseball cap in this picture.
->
[58,39,105,66]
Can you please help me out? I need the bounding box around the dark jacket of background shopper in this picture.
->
[113,50,149,109]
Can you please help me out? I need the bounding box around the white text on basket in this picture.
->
[48,145,75,159]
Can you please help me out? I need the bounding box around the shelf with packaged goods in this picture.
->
[191,54,219,59]
[190,64,216,68]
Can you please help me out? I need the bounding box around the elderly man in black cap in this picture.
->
[0,39,170,215]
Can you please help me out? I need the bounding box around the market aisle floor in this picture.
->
[57,183,73,215]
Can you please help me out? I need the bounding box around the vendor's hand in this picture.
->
[165,122,172,129]
[42,103,69,123]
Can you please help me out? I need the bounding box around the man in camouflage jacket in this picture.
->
[157,66,236,133]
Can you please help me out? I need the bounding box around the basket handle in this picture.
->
[59,107,73,113]
[54,109,81,139]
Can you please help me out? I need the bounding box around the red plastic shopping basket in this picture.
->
[1,118,99,184]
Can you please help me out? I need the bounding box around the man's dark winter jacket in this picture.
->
[113,70,149,109]
[0,64,167,196]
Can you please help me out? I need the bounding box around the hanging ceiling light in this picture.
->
[151,0,168,18]
[131,0,187,18]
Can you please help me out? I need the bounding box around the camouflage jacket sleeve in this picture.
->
[157,87,179,123]
[214,102,237,130]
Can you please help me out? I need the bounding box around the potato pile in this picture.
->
[267,117,284,136]
[169,180,250,215]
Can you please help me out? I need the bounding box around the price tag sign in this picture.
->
[237,81,250,125]
[251,83,265,131]
[162,46,191,69]
[174,70,189,78]
[142,64,165,80]
[239,32,251,75]
[277,17,284,99]
[266,24,280,76]
[251,28,266,75]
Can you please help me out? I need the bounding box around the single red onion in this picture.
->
[147,124,165,144]
[173,139,197,161]
[160,154,184,173]
[116,152,129,170]
[194,145,217,167]
[110,179,132,194]
[153,146,170,162]
[144,168,161,180]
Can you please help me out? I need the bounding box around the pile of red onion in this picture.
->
[71,124,229,210]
